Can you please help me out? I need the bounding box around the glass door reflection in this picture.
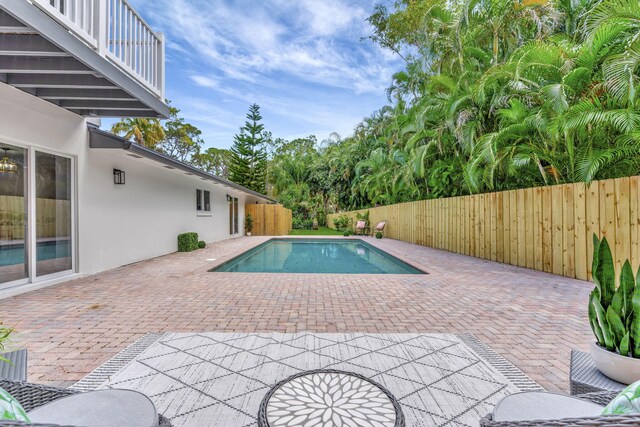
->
[35,151,72,277]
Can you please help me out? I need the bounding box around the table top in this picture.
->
[570,350,625,395]
[0,350,27,382]
[260,370,403,427]
[28,389,158,427]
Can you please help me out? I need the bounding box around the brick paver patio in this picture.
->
[0,236,592,393]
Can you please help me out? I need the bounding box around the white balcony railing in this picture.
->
[32,0,164,98]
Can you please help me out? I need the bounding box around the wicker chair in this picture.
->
[0,379,172,427]
[480,391,640,427]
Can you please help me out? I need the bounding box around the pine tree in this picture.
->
[228,104,268,193]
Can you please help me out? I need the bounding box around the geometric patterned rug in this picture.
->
[73,333,543,427]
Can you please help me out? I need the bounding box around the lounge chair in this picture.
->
[481,390,640,426]
[0,378,172,427]
[371,220,386,237]
[354,220,368,235]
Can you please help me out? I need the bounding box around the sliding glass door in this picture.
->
[35,151,72,277]
[0,144,28,286]
[0,144,74,288]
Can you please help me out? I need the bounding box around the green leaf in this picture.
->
[632,269,640,357]
[607,305,626,348]
[589,291,605,345]
[618,260,636,322]
[619,332,630,357]
[592,293,615,350]
[633,314,640,358]
[595,237,616,308]
[592,233,601,296]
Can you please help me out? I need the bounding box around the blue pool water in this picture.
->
[0,240,71,267]
[212,239,424,274]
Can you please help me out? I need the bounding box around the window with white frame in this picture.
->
[196,189,211,212]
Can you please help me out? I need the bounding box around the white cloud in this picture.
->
[140,0,397,92]
[298,0,367,37]
[128,0,403,148]
[190,75,219,89]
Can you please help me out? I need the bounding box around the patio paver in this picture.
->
[0,236,593,393]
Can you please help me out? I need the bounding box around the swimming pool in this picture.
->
[0,240,71,267]
[211,239,424,274]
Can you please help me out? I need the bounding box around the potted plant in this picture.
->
[246,214,254,236]
[588,234,640,384]
[375,231,383,239]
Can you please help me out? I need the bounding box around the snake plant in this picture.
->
[589,234,640,358]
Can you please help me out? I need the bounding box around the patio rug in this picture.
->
[73,333,542,427]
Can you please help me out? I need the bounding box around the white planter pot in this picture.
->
[590,339,640,384]
[247,232,252,236]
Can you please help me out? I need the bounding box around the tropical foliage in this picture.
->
[267,0,640,224]
[192,147,232,179]
[156,106,204,162]
[111,117,165,149]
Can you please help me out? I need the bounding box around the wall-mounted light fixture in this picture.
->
[226,194,231,201]
[113,169,125,185]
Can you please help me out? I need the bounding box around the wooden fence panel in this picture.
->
[245,204,292,236]
[327,176,640,281]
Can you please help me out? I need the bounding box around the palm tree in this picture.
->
[111,118,165,149]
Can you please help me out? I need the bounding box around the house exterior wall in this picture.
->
[0,83,256,281]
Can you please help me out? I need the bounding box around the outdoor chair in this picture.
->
[481,390,640,426]
[0,378,172,427]
[371,220,386,237]
[354,220,368,235]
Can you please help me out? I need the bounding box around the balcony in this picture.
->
[0,0,169,118]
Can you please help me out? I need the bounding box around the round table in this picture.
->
[258,369,404,427]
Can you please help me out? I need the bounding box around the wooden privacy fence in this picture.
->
[328,176,640,281]
[0,196,71,240]
[245,204,292,236]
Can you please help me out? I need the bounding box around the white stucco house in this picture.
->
[0,0,274,297]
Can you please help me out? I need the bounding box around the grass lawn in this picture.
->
[289,227,344,236]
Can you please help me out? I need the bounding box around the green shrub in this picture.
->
[375,232,383,239]
[343,230,351,237]
[177,232,199,252]
[198,241,206,249]
[333,214,352,231]
[292,217,313,229]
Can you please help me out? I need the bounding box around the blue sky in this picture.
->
[123,0,403,150]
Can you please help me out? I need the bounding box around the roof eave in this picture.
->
[88,126,277,203]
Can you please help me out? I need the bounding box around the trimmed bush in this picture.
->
[375,232,383,239]
[292,217,313,229]
[178,232,199,252]
[343,230,351,237]
[198,241,206,249]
